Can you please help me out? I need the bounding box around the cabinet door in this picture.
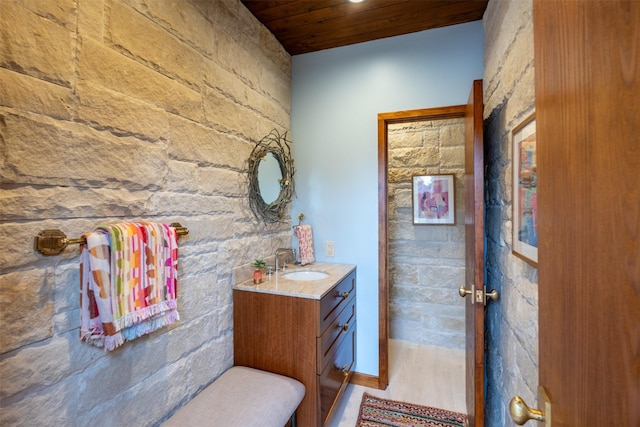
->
[319,321,356,424]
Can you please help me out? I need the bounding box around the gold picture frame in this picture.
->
[512,113,538,265]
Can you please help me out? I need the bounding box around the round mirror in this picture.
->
[247,129,295,223]
[258,153,283,204]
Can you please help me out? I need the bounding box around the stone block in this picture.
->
[214,28,261,89]
[389,146,440,168]
[167,115,250,170]
[0,337,71,399]
[234,1,290,74]
[198,167,243,197]
[390,318,422,342]
[147,193,235,216]
[389,264,418,285]
[254,115,292,143]
[19,0,77,29]
[124,0,215,57]
[0,185,154,221]
[76,328,180,412]
[76,81,170,141]
[0,378,76,427]
[151,314,212,362]
[205,59,251,104]
[424,305,465,331]
[413,226,450,243]
[388,128,424,148]
[203,87,257,136]
[390,186,412,209]
[389,241,440,259]
[175,216,235,243]
[440,121,465,146]
[389,285,419,303]
[388,218,412,239]
[0,269,54,353]
[178,250,218,283]
[257,62,291,109]
[388,167,434,183]
[245,86,291,129]
[440,146,465,168]
[0,68,72,119]
[109,0,205,91]
[54,308,80,335]
[422,329,464,349]
[448,225,465,243]
[189,335,234,391]
[77,0,104,39]
[76,356,191,426]
[0,1,74,86]
[417,285,462,307]
[77,37,203,121]
[438,243,465,260]
[165,160,199,193]
[1,113,168,189]
[53,263,79,313]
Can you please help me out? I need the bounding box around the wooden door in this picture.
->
[534,1,640,425]
[463,79,485,427]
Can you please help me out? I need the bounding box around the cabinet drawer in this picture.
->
[319,322,356,425]
[317,296,355,373]
[319,269,356,334]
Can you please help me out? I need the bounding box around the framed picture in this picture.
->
[412,174,455,225]
[512,113,538,265]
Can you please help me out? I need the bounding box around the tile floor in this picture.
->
[327,339,466,426]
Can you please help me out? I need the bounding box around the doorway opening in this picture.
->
[377,106,467,389]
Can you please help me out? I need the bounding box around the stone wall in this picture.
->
[0,0,291,425]
[388,118,466,349]
[483,0,539,425]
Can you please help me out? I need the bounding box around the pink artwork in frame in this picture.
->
[412,174,456,225]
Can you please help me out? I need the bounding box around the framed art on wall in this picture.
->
[412,174,455,225]
[512,113,538,265]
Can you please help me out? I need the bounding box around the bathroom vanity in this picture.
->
[233,263,356,426]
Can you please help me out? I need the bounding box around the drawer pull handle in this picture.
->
[335,364,349,376]
[337,291,350,300]
[337,322,349,332]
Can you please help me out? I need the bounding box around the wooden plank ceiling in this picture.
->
[241,0,488,56]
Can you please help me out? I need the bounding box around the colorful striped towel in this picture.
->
[80,222,179,351]
[294,224,315,266]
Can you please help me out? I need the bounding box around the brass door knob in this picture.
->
[509,396,545,425]
[458,285,473,298]
[486,288,499,302]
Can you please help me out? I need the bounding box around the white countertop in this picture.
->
[233,262,356,300]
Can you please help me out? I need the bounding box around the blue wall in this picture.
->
[290,22,484,376]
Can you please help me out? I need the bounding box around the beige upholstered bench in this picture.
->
[163,366,305,427]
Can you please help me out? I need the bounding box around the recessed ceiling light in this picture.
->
[347,0,366,3]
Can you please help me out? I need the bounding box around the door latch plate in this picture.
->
[475,290,483,303]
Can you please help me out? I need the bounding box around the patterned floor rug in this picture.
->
[356,392,466,427]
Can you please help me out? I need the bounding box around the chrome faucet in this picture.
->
[275,248,295,272]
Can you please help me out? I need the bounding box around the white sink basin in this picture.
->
[281,271,329,281]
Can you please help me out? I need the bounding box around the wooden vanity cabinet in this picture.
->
[233,268,356,427]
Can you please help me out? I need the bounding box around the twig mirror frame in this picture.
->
[247,129,296,223]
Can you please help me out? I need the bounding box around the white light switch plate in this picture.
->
[325,241,335,257]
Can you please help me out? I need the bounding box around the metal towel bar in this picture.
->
[34,223,188,256]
